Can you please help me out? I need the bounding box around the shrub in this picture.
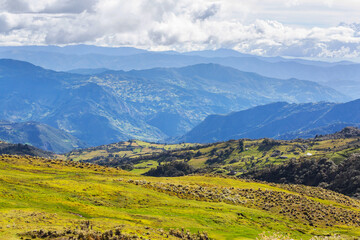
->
[245,154,360,198]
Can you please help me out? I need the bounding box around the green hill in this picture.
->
[0,154,359,239]
[65,130,360,177]
[63,139,198,162]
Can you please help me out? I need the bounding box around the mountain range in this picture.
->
[181,99,360,143]
[1,45,360,98]
[0,59,348,148]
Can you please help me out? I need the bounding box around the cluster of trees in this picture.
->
[258,138,282,151]
[245,154,360,198]
[144,161,195,177]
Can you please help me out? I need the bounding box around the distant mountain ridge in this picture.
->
[0,121,86,153]
[1,45,360,98]
[181,99,360,143]
[0,59,349,147]
[67,68,111,75]
[0,44,148,56]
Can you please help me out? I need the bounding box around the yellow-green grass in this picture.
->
[131,160,160,175]
[0,155,359,239]
[63,140,198,162]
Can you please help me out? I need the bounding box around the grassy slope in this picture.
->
[62,140,197,161]
[1,155,360,239]
[185,138,360,172]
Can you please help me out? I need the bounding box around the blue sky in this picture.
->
[0,0,360,59]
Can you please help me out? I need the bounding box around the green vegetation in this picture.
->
[65,136,360,177]
[144,161,195,177]
[1,154,360,239]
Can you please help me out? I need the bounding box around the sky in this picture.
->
[1,0,360,58]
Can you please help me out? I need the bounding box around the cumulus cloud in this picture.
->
[0,0,97,13]
[0,0,360,58]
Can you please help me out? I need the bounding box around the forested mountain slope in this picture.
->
[0,121,85,153]
[0,59,347,147]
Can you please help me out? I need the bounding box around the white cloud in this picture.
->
[0,0,360,58]
[0,0,97,13]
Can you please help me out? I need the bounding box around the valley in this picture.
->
[2,2,360,240]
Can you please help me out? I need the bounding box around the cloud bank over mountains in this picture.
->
[0,0,360,58]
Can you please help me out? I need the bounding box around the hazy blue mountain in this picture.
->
[103,64,348,137]
[181,99,360,143]
[182,48,251,58]
[0,59,162,146]
[0,121,86,153]
[1,46,359,98]
[0,44,148,56]
[0,59,350,147]
[67,68,111,75]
